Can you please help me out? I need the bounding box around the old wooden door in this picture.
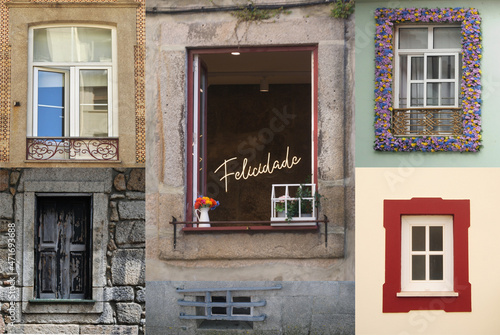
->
[35,196,91,299]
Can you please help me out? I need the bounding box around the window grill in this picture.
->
[26,137,119,161]
[177,285,281,321]
[392,108,462,137]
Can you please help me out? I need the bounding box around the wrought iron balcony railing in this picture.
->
[392,108,462,137]
[26,137,119,161]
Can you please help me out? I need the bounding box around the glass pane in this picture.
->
[399,28,428,49]
[410,83,424,106]
[399,55,408,107]
[33,27,111,63]
[429,226,443,251]
[434,27,461,49]
[426,83,439,106]
[430,255,444,280]
[74,27,112,62]
[34,27,72,62]
[412,226,425,251]
[79,70,108,137]
[37,71,64,136]
[412,255,426,280]
[411,57,424,80]
[441,56,455,79]
[441,83,455,106]
[427,56,439,80]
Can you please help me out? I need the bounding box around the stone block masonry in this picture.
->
[0,168,145,335]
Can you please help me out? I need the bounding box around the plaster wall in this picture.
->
[7,2,140,167]
[356,168,500,335]
[355,0,500,167]
[146,2,355,281]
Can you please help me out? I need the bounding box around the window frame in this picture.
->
[27,24,118,138]
[399,215,454,294]
[383,198,471,313]
[373,8,482,152]
[185,46,319,222]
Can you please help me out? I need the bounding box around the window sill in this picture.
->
[397,291,459,297]
[28,299,96,304]
[182,225,319,233]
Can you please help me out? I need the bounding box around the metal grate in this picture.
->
[392,108,462,136]
[26,137,119,161]
[177,286,281,321]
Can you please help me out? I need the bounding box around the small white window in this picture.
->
[399,215,456,296]
[28,26,116,138]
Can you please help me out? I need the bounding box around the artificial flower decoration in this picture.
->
[374,7,482,152]
[194,196,220,210]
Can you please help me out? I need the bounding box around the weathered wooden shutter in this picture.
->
[36,196,91,299]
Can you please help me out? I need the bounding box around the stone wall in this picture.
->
[146,280,355,335]
[0,168,145,335]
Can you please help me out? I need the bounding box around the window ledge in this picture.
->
[182,225,319,233]
[397,291,459,297]
[28,299,96,304]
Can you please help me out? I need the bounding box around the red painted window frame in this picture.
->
[383,198,471,313]
[185,46,319,223]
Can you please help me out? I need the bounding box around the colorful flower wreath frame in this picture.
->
[374,8,482,152]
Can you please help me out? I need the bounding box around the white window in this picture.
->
[399,215,456,296]
[395,26,461,135]
[28,26,117,138]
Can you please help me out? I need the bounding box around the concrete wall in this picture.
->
[0,168,145,335]
[146,280,354,335]
[146,0,355,283]
[356,168,500,335]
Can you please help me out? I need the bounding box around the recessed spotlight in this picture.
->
[231,51,240,56]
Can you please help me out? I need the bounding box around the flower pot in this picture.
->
[277,211,285,218]
[195,207,211,227]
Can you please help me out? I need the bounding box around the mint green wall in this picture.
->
[355,0,500,167]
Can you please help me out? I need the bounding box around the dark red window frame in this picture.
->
[185,46,319,223]
[383,198,471,313]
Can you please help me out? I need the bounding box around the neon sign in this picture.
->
[214,146,301,192]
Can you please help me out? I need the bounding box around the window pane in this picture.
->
[79,70,108,137]
[37,71,64,136]
[410,83,424,106]
[429,226,443,251]
[412,255,426,280]
[74,27,112,62]
[411,57,424,80]
[34,27,72,62]
[399,55,408,107]
[426,83,439,106]
[412,226,425,251]
[434,27,461,49]
[430,255,444,280]
[399,28,428,49]
[427,56,439,80]
[441,56,455,79]
[441,83,455,106]
[33,27,111,63]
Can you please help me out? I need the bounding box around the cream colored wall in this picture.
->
[7,3,140,167]
[356,167,500,335]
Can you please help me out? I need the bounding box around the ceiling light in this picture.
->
[231,51,240,56]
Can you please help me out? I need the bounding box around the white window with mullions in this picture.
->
[395,26,462,135]
[399,215,456,297]
[396,25,462,109]
[28,25,117,138]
